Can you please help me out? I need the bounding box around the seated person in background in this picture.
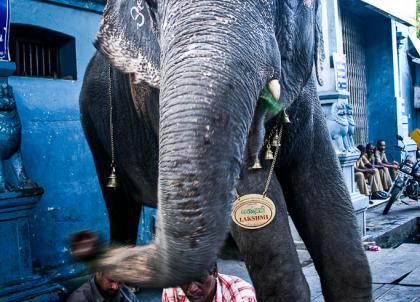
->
[67,271,139,302]
[355,144,388,199]
[376,140,398,184]
[162,263,256,302]
[355,145,370,196]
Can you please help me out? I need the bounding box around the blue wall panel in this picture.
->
[365,15,399,159]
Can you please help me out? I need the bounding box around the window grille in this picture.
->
[9,24,77,80]
[342,11,369,146]
[14,39,59,78]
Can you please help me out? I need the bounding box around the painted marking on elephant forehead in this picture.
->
[304,0,314,8]
[130,0,146,29]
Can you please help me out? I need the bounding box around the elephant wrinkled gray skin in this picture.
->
[78,0,372,301]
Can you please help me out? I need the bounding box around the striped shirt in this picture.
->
[162,273,256,302]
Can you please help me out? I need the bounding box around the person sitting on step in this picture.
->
[355,144,388,200]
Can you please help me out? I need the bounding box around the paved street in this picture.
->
[138,200,420,301]
[306,243,420,301]
[299,200,420,301]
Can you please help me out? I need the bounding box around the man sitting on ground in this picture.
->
[67,271,139,302]
[162,263,256,302]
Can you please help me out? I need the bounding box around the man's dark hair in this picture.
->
[366,143,374,150]
[207,262,218,275]
[357,145,365,153]
[376,140,385,147]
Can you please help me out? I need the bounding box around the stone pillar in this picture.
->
[321,93,369,237]
[0,61,65,301]
[393,22,417,159]
[338,154,369,237]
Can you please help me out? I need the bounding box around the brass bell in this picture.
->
[282,110,291,124]
[264,145,274,160]
[106,166,119,188]
[250,158,262,170]
[271,133,280,147]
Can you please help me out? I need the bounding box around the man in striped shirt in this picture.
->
[162,263,257,302]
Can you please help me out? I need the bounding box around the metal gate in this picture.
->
[342,11,369,146]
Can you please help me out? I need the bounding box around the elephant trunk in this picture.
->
[94,2,279,287]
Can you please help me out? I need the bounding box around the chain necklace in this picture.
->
[232,110,289,230]
[106,64,119,188]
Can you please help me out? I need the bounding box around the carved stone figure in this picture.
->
[0,84,37,192]
[326,101,359,154]
[345,103,357,152]
[72,0,373,301]
[326,99,349,154]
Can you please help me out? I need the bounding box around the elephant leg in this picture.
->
[231,167,310,302]
[276,80,372,301]
[82,114,142,245]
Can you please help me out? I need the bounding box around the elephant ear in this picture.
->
[94,0,160,87]
[314,0,325,86]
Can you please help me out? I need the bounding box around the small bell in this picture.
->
[271,133,280,147]
[107,166,119,188]
[250,158,263,170]
[282,110,291,124]
[264,145,274,160]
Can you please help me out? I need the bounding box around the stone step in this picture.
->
[370,244,420,284]
[399,266,420,286]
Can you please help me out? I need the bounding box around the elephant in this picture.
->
[75,0,373,301]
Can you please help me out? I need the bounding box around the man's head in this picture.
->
[366,143,375,156]
[357,144,365,154]
[95,272,122,299]
[181,263,218,302]
[377,140,386,152]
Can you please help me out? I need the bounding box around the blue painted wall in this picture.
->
[8,0,155,273]
[364,15,399,160]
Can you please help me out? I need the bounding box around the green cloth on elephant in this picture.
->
[259,86,282,115]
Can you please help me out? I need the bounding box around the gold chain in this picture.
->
[262,125,283,196]
[235,112,287,199]
[108,64,116,168]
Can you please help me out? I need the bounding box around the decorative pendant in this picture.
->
[231,194,276,229]
[264,145,274,160]
[106,165,119,188]
[271,133,280,147]
[250,158,262,170]
[282,110,291,124]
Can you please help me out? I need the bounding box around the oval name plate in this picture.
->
[231,194,276,229]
